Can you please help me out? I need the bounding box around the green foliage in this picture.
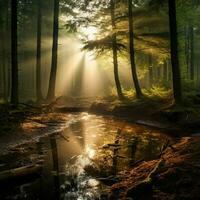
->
[83,36,126,55]
[144,86,172,99]
[123,88,136,98]
[108,86,171,100]
[1,0,200,102]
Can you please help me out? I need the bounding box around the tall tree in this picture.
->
[36,0,43,102]
[0,1,7,101]
[110,0,124,100]
[47,0,60,101]
[148,53,153,87]
[128,0,143,98]
[184,25,190,77]
[189,26,194,80]
[1,29,7,101]
[11,0,19,105]
[5,0,11,99]
[163,60,168,82]
[168,0,182,103]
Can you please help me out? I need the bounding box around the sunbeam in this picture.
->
[55,37,107,98]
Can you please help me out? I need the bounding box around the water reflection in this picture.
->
[128,136,139,166]
[50,135,60,200]
[111,129,122,175]
[69,121,85,148]
[0,113,174,200]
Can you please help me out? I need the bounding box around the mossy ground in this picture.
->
[109,136,200,200]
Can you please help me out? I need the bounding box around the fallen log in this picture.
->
[0,164,42,183]
[126,159,164,198]
[130,158,144,167]
[54,106,88,113]
[19,103,40,110]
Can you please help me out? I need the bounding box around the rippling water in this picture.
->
[0,113,174,200]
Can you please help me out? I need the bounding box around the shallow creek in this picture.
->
[0,112,175,200]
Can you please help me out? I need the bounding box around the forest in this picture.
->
[0,0,200,200]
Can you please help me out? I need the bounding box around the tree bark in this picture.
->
[2,31,7,101]
[110,0,124,100]
[128,0,143,98]
[0,27,7,101]
[6,0,11,99]
[11,0,18,106]
[148,54,153,87]
[163,61,168,82]
[36,0,43,102]
[168,0,182,104]
[189,26,194,80]
[157,66,161,80]
[197,60,200,85]
[47,0,59,101]
[184,25,190,78]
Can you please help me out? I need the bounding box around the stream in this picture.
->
[0,112,174,200]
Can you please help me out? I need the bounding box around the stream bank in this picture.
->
[0,99,200,200]
[89,98,200,135]
[0,110,176,200]
[109,136,200,200]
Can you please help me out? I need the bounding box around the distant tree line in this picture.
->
[0,0,200,106]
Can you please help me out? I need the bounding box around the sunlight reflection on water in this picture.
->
[1,113,174,200]
[64,151,102,199]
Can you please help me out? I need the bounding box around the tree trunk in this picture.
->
[6,0,11,99]
[184,25,190,78]
[36,0,43,102]
[189,26,194,81]
[2,31,7,101]
[168,60,172,82]
[11,0,19,106]
[148,54,153,88]
[110,0,124,100]
[197,60,200,86]
[0,28,7,101]
[168,0,182,104]
[128,0,143,98]
[157,66,161,81]
[163,61,168,82]
[47,0,59,101]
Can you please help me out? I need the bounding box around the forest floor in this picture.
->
[109,136,200,200]
[89,95,200,135]
[0,103,71,154]
[0,95,200,199]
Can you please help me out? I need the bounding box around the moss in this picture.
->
[110,137,200,200]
